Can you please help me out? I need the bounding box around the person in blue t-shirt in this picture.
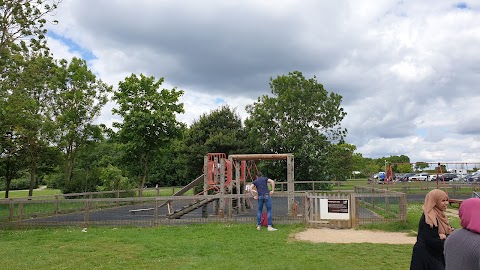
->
[250,171,277,231]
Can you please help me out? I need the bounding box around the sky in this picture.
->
[45,0,480,166]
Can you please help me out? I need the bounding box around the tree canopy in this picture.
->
[245,71,347,180]
[112,73,185,191]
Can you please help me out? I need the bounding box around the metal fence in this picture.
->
[353,186,407,226]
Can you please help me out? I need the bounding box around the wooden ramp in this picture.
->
[129,174,205,214]
[167,197,218,219]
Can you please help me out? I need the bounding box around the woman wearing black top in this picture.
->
[410,189,453,270]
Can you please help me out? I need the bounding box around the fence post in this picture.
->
[385,189,390,214]
[400,193,407,221]
[8,199,14,221]
[18,202,24,225]
[154,199,158,226]
[372,188,375,210]
[83,200,90,227]
[55,195,59,214]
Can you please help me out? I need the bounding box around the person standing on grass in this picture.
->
[410,189,453,270]
[250,171,277,231]
[444,198,480,270]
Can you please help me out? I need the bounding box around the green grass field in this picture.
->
[0,183,464,270]
[0,201,461,270]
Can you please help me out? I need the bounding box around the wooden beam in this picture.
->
[229,153,293,161]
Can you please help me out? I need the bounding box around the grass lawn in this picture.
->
[0,202,461,270]
[0,187,62,199]
[0,223,414,270]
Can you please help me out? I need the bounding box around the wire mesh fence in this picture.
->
[0,187,410,229]
[0,193,307,229]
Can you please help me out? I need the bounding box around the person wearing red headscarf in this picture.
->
[410,189,453,270]
[444,198,480,270]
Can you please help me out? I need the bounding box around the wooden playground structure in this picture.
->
[131,152,296,219]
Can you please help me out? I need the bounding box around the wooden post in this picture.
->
[154,199,158,226]
[219,159,225,218]
[83,200,90,227]
[234,160,243,212]
[9,199,14,221]
[202,155,209,219]
[55,195,59,214]
[18,202,23,225]
[287,155,294,216]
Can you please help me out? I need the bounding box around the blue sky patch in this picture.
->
[416,128,427,138]
[455,2,468,9]
[214,98,225,105]
[48,31,96,60]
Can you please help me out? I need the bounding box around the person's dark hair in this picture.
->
[256,171,263,177]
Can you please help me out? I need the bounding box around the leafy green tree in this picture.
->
[0,130,25,197]
[98,164,132,191]
[112,74,185,192]
[49,57,111,192]
[414,162,429,172]
[1,0,60,195]
[181,105,247,182]
[245,71,347,180]
[325,143,356,181]
[150,139,188,187]
[397,163,412,173]
[0,0,59,53]
[13,53,56,196]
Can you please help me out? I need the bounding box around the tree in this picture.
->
[49,57,111,192]
[397,163,412,173]
[415,162,429,172]
[245,71,347,180]
[0,0,60,52]
[12,53,56,196]
[0,130,24,197]
[181,105,247,182]
[112,73,185,193]
[1,0,60,195]
[325,143,356,181]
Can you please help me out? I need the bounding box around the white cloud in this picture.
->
[46,0,480,163]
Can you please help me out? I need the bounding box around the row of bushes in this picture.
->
[0,178,38,191]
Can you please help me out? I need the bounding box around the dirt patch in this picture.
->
[293,228,416,244]
[293,209,459,245]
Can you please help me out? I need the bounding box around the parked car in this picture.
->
[399,173,416,182]
[438,173,459,182]
[409,173,430,181]
[467,173,480,182]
